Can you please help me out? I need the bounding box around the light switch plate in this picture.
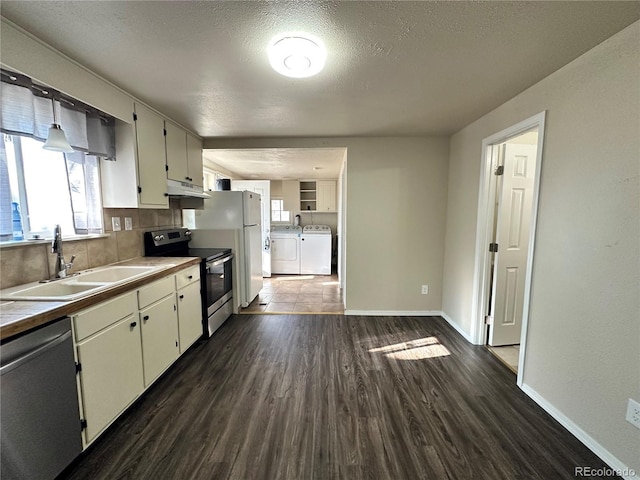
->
[112,217,121,231]
[124,217,133,231]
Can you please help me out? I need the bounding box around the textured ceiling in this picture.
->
[2,1,639,139]
[204,148,346,180]
[2,1,638,180]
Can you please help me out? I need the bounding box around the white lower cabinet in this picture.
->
[73,292,143,445]
[177,281,202,353]
[139,294,179,387]
[71,265,201,449]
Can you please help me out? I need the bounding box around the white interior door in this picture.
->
[489,143,537,346]
[231,180,271,277]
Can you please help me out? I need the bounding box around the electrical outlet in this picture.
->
[421,285,429,295]
[626,398,640,429]
[111,217,121,231]
[124,217,133,231]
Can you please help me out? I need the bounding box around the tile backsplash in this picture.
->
[0,203,183,290]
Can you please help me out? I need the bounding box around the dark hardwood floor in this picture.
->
[60,315,617,480]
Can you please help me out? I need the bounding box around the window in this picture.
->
[271,199,290,222]
[0,134,103,242]
[0,69,113,243]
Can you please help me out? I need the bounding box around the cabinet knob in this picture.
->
[179,294,184,299]
[143,315,149,321]
[164,193,169,197]
[187,275,193,280]
[130,321,137,327]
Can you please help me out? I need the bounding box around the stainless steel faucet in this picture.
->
[51,224,75,279]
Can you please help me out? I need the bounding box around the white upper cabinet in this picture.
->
[165,121,189,183]
[135,104,170,208]
[101,103,169,209]
[186,133,204,187]
[316,180,337,212]
[298,180,336,212]
[166,124,203,187]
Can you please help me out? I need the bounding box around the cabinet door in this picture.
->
[76,315,144,444]
[316,180,336,211]
[177,281,203,353]
[282,180,300,212]
[134,103,169,208]
[186,133,203,187]
[140,294,179,387]
[165,122,188,183]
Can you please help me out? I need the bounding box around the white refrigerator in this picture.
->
[188,191,263,307]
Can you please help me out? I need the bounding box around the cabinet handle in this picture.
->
[143,315,149,321]
[174,304,177,311]
[130,321,137,327]
[179,294,184,299]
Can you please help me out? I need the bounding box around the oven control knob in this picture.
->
[154,234,165,242]
[184,230,191,237]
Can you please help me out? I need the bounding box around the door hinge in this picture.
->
[138,186,142,194]
[75,362,82,374]
[489,242,499,253]
[495,165,504,176]
[484,315,494,325]
[80,419,87,431]
[133,112,137,122]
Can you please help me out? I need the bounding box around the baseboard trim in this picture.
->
[520,383,639,480]
[344,310,442,317]
[439,311,474,344]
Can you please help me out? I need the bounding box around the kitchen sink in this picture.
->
[0,265,165,302]
[73,266,159,283]
[1,281,109,301]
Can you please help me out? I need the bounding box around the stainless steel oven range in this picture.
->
[144,228,233,338]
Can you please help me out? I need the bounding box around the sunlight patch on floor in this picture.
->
[369,336,451,360]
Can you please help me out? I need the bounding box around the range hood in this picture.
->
[166,179,210,199]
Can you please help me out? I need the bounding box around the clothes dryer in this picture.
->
[271,225,302,274]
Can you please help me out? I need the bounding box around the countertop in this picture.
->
[0,256,201,341]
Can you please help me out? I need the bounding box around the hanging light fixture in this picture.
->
[268,33,326,78]
[43,97,74,153]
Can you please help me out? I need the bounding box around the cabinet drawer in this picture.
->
[138,276,174,309]
[175,265,200,290]
[73,291,137,341]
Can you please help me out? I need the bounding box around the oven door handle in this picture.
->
[207,254,233,268]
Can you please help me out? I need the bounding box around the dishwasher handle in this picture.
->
[0,330,72,376]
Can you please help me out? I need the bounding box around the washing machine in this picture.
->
[270,225,302,274]
[301,225,332,275]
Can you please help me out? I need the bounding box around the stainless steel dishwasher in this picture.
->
[1,317,83,480]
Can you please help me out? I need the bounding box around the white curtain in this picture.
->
[0,81,115,159]
[0,73,111,238]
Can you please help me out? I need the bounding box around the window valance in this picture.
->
[0,69,116,160]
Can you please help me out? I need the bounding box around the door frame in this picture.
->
[470,111,546,387]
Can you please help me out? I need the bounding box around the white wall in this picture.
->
[204,137,450,313]
[442,21,640,473]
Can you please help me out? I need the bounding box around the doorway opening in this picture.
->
[471,112,546,384]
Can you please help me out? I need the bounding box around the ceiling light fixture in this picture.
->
[43,97,74,153]
[268,33,326,78]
